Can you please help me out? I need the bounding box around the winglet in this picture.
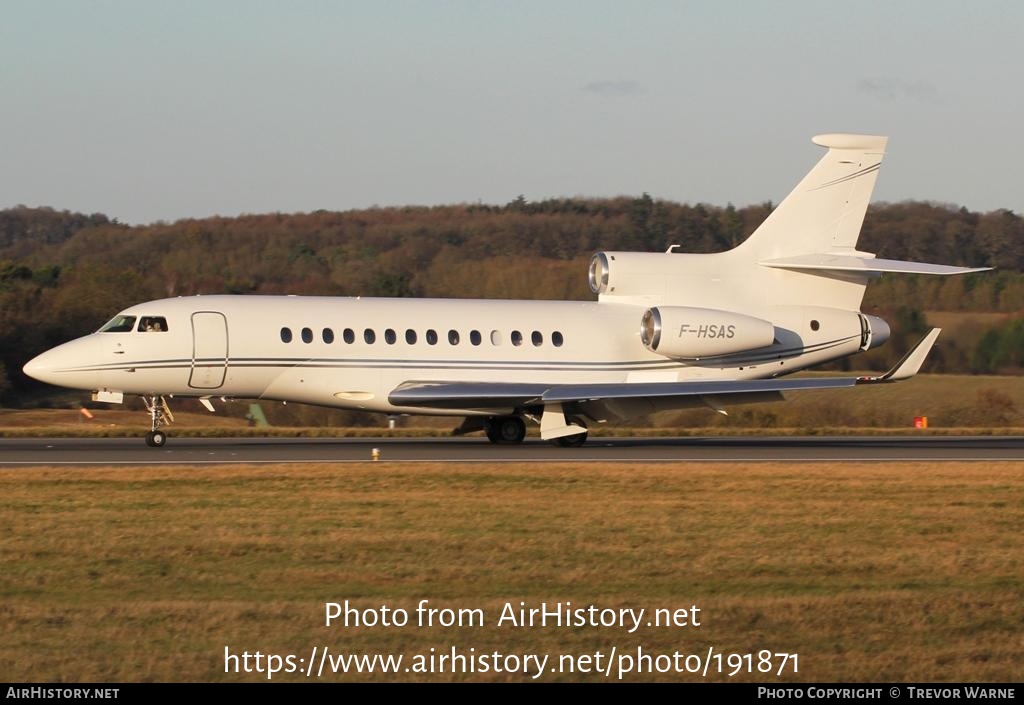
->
[857,328,942,384]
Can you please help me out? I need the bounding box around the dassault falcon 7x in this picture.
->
[23,134,988,447]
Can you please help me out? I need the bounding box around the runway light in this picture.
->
[371,448,381,461]
[913,416,928,429]
[79,407,94,420]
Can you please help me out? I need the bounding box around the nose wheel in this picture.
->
[142,396,173,448]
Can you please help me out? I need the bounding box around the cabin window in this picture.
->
[99,315,136,333]
[406,329,417,344]
[810,320,820,331]
[301,327,313,343]
[138,316,168,332]
[385,328,397,345]
[511,330,523,346]
[322,328,334,344]
[490,330,502,346]
[531,331,543,346]
[552,331,564,347]
[426,329,438,345]
[448,329,460,345]
[343,328,355,344]
[280,327,293,343]
[470,330,482,346]
[364,328,376,344]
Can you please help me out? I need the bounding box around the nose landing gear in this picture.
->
[143,396,174,447]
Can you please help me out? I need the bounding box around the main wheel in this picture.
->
[485,416,526,444]
[554,416,588,447]
[145,430,167,447]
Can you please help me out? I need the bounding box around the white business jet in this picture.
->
[23,134,988,447]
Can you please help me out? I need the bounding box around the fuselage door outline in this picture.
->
[189,311,228,389]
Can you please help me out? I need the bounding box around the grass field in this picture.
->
[1,461,1022,682]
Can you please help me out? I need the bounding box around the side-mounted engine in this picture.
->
[640,306,776,360]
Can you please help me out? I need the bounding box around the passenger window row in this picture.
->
[280,326,564,348]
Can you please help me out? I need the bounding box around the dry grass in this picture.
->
[1,461,1022,683]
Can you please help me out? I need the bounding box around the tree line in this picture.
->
[1,197,1021,403]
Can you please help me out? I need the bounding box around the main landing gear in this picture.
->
[142,395,174,447]
[553,416,588,447]
[481,414,590,446]
[485,416,527,444]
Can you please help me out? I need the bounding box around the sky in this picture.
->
[2,0,1022,225]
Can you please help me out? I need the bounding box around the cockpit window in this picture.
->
[99,315,137,333]
[138,316,168,332]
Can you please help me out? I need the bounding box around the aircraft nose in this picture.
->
[22,337,99,389]
[23,349,57,382]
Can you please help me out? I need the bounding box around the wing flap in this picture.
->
[388,381,548,409]
[539,377,857,403]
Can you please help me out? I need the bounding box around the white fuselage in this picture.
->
[24,294,872,418]
[19,135,978,446]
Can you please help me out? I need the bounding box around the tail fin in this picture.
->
[593,134,986,311]
[734,133,887,260]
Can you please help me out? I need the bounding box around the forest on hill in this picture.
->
[0,197,1021,404]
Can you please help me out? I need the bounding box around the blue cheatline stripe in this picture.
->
[51,336,855,375]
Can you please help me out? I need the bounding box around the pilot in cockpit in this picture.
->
[141,317,166,332]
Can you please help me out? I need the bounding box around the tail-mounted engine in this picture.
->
[640,306,776,360]
[589,251,698,298]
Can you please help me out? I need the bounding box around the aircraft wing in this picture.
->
[389,329,942,430]
[389,376,858,410]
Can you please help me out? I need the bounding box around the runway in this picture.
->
[0,435,1021,465]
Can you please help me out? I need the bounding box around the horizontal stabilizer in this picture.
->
[857,328,942,383]
[760,254,991,276]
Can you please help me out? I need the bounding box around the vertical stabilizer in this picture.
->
[734,133,887,260]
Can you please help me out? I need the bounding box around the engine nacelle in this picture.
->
[641,306,776,359]
[589,251,694,297]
